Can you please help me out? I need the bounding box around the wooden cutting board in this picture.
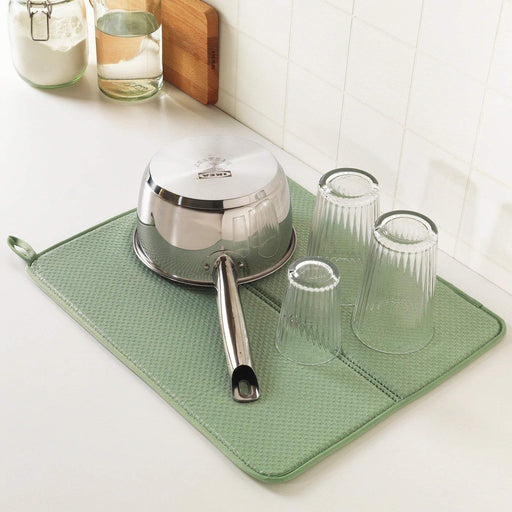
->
[162,0,219,104]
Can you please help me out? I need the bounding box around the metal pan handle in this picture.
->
[213,254,260,402]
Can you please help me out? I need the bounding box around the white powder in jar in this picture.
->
[10,9,88,87]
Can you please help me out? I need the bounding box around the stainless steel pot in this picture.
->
[133,136,296,402]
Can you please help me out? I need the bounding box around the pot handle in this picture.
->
[214,254,260,402]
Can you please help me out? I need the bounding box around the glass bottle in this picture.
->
[91,0,163,100]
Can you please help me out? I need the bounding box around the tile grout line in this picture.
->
[281,0,296,149]
[323,0,352,16]
[391,0,426,208]
[284,131,338,166]
[335,0,356,162]
[453,0,506,256]
[344,90,403,128]
[232,0,241,118]
[235,97,281,128]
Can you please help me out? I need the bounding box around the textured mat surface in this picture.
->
[12,180,506,482]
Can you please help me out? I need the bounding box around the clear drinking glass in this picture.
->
[307,168,379,305]
[352,210,438,354]
[276,257,342,365]
[92,0,163,100]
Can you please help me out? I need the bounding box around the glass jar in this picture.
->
[92,0,162,100]
[8,0,88,88]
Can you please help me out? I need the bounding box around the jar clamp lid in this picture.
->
[22,0,69,41]
[26,0,52,41]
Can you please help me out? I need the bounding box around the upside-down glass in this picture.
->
[352,210,438,354]
[276,257,342,365]
[92,0,163,100]
[307,168,379,305]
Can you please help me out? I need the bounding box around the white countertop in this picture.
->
[1,46,511,512]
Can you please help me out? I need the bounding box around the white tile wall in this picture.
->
[474,91,512,189]
[283,131,337,172]
[213,0,512,294]
[235,34,288,127]
[235,101,284,146]
[457,170,512,291]
[396,132,470,254]
[338,95,403,196]
[218,22,237,97]
[346,20,415,123]
[206,0,238,27]
[419,0,502,83]
[489,0,512,98]
[290,0,351,87]
[408,53,485,162]
[285,63,343,160]
[325,0,353,14]
[216,89,236,117]
[354,0,422,45]
[239,0,292,58]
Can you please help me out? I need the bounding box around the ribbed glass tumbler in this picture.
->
[352,211,438,354]
[276,257,342,365]
[307,168,379,305]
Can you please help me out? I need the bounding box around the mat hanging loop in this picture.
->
[7,236,38,264]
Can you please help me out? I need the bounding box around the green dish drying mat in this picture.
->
[8,179,506,483]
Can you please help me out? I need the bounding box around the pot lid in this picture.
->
[147,136,282,206]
